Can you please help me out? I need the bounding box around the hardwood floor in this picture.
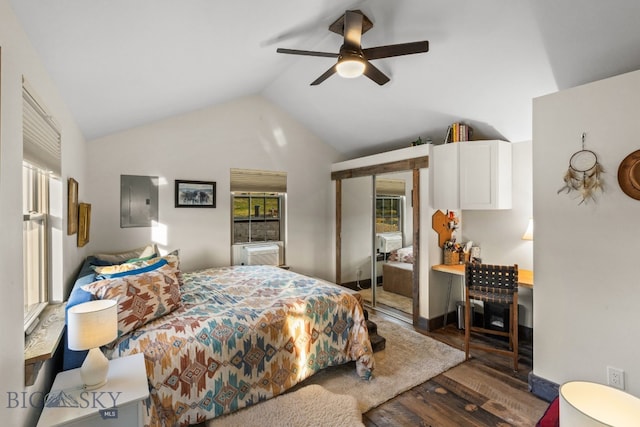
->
[363,313,549,427]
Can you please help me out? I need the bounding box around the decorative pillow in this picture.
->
[81,262,182,337]
[93,257,166,277]
[94,258,168,279]
[93,244,158,265]
[536,396,559,427]
[93,249,183,285]
[388,246,414,264]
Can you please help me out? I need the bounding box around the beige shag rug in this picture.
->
[208,313,464,426]
[208,384,363,427]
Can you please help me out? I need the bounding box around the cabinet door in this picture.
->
[460,140,512,209]
[431,143,459,209]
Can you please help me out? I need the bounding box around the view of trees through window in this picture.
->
[376,196,402,233]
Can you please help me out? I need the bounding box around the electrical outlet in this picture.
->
[607,366,625,390]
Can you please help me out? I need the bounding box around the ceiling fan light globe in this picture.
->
[336,58,365,78]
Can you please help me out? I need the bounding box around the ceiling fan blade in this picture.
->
[310,65,338,86]
[343,10,363,48]
[363,61,390,85]
[363,41,429,60]
[276,48,339,58]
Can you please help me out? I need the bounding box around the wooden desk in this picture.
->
[432,264,533,289]
[432,264,533,327]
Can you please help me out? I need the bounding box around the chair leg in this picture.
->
[464,296,470,361]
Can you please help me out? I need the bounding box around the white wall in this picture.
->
[86,95,341,279]
[461,141,534,327]
[0,1,87,425]
[533,69,640,395]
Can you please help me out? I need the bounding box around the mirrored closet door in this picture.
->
[373,171,414,317]
[333,149,426,326]
[340,176,375,302]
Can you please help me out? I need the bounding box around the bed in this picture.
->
[64,253,374,427]
[382,245,414,298]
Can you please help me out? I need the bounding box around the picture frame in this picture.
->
[67,178,78,235]
[175,180,216,208]
[77,203,91,247]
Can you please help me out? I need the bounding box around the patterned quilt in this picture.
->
[106,265,375,426]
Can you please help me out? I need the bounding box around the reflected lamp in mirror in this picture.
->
[67,300,118,390]
[522,218,534,241]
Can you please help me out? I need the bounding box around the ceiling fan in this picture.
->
[276,10,429,86]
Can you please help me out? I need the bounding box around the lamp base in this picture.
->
[80,347,110,390]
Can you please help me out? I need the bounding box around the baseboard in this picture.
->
[341,279,371,291]
[415,312,456,332]
[416,315,430,332]
[528,372,559,402]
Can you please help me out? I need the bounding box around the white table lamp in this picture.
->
[67,299,118,390]
[560,381,640,426]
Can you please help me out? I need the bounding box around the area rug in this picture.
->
[208,384,363,427]
[208,313,465,426]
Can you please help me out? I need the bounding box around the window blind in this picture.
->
[23,80,61,175]
[230,168,287,193]
[376,178,406,196]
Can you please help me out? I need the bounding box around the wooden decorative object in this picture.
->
[618,149,640,200]
[431,210,453,248]
[77,203,91,247]
[67,178,78,235]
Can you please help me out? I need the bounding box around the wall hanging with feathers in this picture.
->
[557,133,604,204]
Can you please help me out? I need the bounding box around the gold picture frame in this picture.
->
[67,178,78,235]
[77,203,91,247]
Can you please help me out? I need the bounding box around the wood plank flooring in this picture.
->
[363,313,549,427]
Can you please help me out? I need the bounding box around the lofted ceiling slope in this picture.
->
[9,0,640,157]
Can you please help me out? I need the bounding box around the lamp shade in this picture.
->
[560,381,640,426]
[522,218,534,240]
[67,299,117,351]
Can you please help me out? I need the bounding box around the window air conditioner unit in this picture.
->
[377,232,403,254]
[243,244,280,266]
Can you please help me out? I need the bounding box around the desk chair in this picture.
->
[464,263,519,371]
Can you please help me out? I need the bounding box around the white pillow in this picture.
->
[93,244,158,264]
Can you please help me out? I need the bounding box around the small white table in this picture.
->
[37,353,149,427]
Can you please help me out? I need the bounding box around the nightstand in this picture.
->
[37,353,148,427]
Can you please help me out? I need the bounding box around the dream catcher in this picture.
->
[557,133,604,204]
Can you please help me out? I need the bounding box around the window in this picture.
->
[375,177,405,234]
[23,163,51,332]
[376,196,402,233]
[22,80,60,332]
[230,168,287,245]
[233,193,282,243]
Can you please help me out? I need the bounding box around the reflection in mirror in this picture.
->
[372,171,413,317]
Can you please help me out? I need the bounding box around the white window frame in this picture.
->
[22,79,61,334]
[23,163,52,333]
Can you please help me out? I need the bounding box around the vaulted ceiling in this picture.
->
[10,0,640,157]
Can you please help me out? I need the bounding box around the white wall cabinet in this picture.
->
[432,140,512,210]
